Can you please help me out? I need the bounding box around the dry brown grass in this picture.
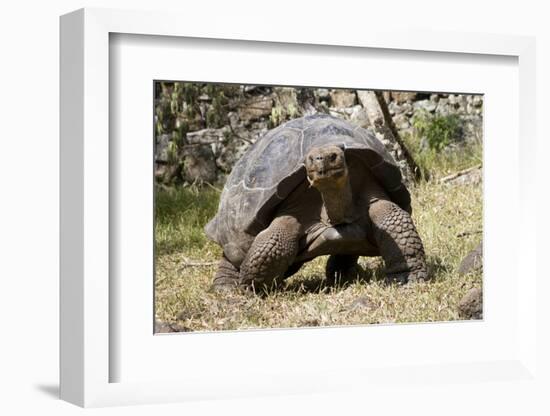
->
[154,164,482,332]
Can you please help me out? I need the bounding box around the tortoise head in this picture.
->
[305,145,348,190]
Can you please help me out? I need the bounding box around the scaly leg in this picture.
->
[369,200,427,284]
[239,215,301,292]
[211,255,241,291]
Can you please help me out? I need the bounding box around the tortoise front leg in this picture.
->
[211,255,241,291]
[368,200,427,284]
[239,215,301,292]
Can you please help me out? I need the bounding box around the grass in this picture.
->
[154,144,483,332]
[413,141,482,181]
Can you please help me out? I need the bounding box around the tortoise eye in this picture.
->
[309,155,314,162]
[330,153,337,161]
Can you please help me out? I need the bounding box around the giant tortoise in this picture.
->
[205,114,427,291]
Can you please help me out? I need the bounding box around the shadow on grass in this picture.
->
[283,261,386,294]
[282,254,448,295]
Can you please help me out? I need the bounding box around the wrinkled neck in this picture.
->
[317,178,354,226]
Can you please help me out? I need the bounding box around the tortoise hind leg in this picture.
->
[325,255,359,286]
[239,215,301,292]
[368,200,427,284]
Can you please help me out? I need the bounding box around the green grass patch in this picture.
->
[155,184,221,257]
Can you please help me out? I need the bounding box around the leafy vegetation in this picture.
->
[412,110,462,151]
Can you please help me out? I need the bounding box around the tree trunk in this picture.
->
[357,90,425,182]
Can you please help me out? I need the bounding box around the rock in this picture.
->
[155,320,192,333]
[387,101,398,115]
[448,94,467,111]
[402,102,414,116]
[390,91,417,104]
[301,318,321,327]
[187,127,228,145]
[227,111,240,126]
[413,99,437,113]
[271,87,299,122]
[458,287,483,319]
[180,107,204,131]
[330,89,357,108]
[446,167,482,187]
[274,87,298,109]
[248,121,269,137]
[349,105,370,128]
[380,137,391,147]
[435,98,450,115]
[155,163,181,184]
[388,101,412,116]
[181,145,217,184]
[343,107,355,116]
[458,242,483,275]
[155,133,172,163]
[316,88,330,101]
[473,95,483,107]
[216,138,251,173]
[461,115,483,144]
[238,95,273,123]
[297,88,317,115]
[393,113,410,130]
[357,90,383,125]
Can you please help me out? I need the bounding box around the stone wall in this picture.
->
[154,83,483,185]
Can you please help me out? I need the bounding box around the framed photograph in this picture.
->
[60,7,540,409]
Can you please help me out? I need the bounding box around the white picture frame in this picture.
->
[60,7,541,409]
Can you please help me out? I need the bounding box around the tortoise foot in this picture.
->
[210,277,241,293]
[385,268,428,285]
[210,255,241,292]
